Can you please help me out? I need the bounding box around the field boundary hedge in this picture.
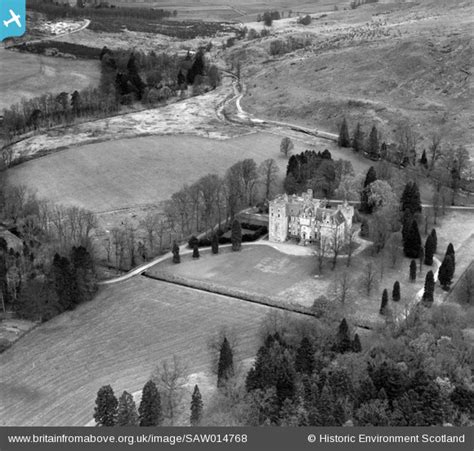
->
[142,271,314,317]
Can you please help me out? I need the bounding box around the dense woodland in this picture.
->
[92,303,473,427]
[0,178,98,323]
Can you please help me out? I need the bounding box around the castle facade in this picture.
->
[269,189,354,249]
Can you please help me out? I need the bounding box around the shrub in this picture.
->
[298,15,312,26]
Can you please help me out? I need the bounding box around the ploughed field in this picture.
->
[0,277,284,426]
[7,132,337,213]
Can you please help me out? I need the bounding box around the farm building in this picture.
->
[269,189,354,249]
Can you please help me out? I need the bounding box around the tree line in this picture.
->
[337,117,472,205]
[163,158,280,243]
[0,179,99,321]
[1,48,219,155]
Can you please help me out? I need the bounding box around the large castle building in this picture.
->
[269,189,354,249]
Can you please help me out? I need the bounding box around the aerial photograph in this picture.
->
[0,0,473,435]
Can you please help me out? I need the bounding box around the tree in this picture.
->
[403,220,421,259]
[139,380,163,426]
[295,337,314,375]
[231,219,242,251]
[419,149,428,168]
[380,289,388,315]
[409,260,417,282]
[172,241,180,264]
[367,125,380,160]
[352,122,364,153]
[192,244,200,259]
[117,391,138,426]
[430,229,438,254]
[445,243,455,273]
[392,281,401,302]
[211,233,219,254]
[190,385,203,426]
[152,356,188,425]
[217,337,234,388]
[280,137,294,157]
[360,166,377,213]
[424,234,435,265]
[352,333,362,353]
[338,117,350,147]
[94,385,118,427]
[395,122,418,167]
[258,158,280,201]
[438,254,454,290]
[361,262,378,296]
[400,181,421,215]
[335,318,352,353]
[422,270,435,304]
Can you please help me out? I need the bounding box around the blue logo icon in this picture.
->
[1,0,26,41]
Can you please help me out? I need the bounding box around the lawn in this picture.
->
[0,48,100,112]
[148,244,318,302]
[0,277,293,426]
[8,132,331,213]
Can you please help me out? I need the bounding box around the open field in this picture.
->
[0,277,296,426]
[238,0,474,156]
[7,132,338,214]
[0,48,100,112]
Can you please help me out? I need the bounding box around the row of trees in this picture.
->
[1,48,219,145]
[94,336,234,426]
[338,118,472,206]
[163,159,279,242]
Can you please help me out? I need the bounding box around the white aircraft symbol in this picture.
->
[3,9,21,28]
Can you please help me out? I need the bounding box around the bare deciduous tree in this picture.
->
[152,356,189,426]
[361,262,378,296]
[258,158,280,201]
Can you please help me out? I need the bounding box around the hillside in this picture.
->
[237,1,473,155]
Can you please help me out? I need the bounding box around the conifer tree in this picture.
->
[367,125,380,160]
[217,337,234,388]
[190,385,203,426]
[295,337,315,374]
[335,318,351,353]
[445,243,455,272]
[231,219,242,251]
[424,234,435,265]
[380,289,388,314]
[172,241,180,264]
[420,150,428,168]
[400,181,421,215]
[392,281,401,301]
[438,254,454,290]
[430,228,438,253]
[338,117,350,147]
[352,122,364,153]
[422,270,435,304]
[352,333,362,353]
[409,260,417,282]
[94,385,118,427]
[360,166,377,213]
[211,233,219,254]
[403,220,421,258]
[139,380,163,426]
[117,391,138,426]
[192,244,200,259]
